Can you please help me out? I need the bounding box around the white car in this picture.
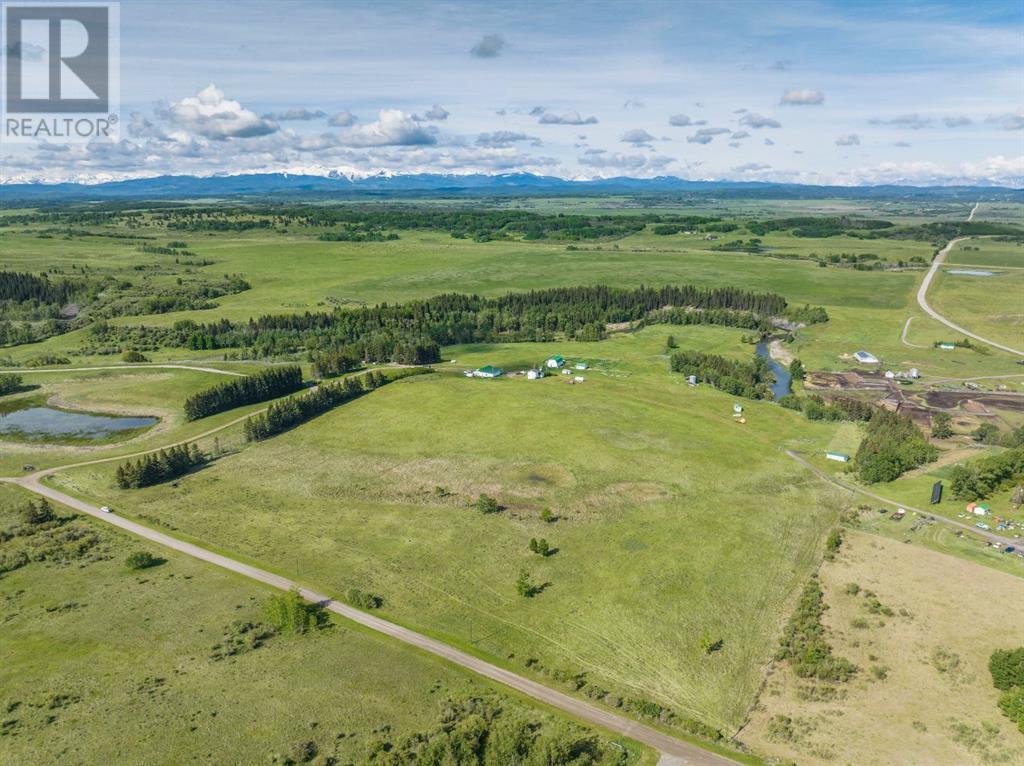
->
[100,506,112,514]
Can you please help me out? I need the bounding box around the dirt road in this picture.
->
[2,472,740,765]
[785,450,1022,550]
[5,363,246,376]
[916,220,1023,357]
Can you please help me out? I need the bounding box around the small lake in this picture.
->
[756,340,792,401]
[0,401,157,442]
[947,268,997,277]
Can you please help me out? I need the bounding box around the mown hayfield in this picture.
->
[743,529,1024,766]
[49,326,849,733]
[0,483,651,766]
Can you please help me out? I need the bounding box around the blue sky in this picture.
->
[3,0,1022,185]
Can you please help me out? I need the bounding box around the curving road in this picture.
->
[0,396,740,765]
[786,450,1022,549]
[915,204,1024,358]
[1,474,741,766]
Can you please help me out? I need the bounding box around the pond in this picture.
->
[0,399,158,443]
[756,340,792,402]
[946,268,997,277]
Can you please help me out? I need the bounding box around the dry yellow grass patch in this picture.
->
[743,530,1024,766]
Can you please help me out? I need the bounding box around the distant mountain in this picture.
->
[2,172,1021,202]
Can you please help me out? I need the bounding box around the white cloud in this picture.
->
[475,131,539,148]
[943,116,972,127]
[739,113,782,129]
[577,151,674,174]
[730,131,750,139]
[780,88,824,106]
[868,114,932,129]
[340,109,437,147]
[835,133,860,146]
[764,138,775,146]
[265,108,326,122]
[623,98,645,109]
[668,114,706,127]
[471,34,505,58]
[620,129,656,145]
[686,127,729,144]
[162,84,278,140]
[328,110,358,127]
[987,112,1024,130]
[539,110,598,125]
[423,104,449,121]
[732,162,772,173]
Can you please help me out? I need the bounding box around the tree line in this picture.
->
[0,270,82,305]
[115,443,205,489]
[854,410,937,483]
[103,283,799,363]
[243,370,395,442]
[669,350,776,399]
[950,448,1024,501]
[183,365,304,420]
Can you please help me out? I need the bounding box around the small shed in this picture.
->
[938,342,956,351]
[474,365,503,378]
[574,362,588,370]
[931,481,943,504]
[826,451,850,463]
[527,368,544,380]
[854,351,880,364]
[546,355,565,369]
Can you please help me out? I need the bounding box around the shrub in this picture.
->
[0,372,23,395]
[262,591,323,635]
[19,498,55,525]
[973,422,1000,445]
[476,494,499,514]
[777,578,857,682]
[125,551,162,570]
[930,411,953,439]
[997,687,1024,733]
[345,588,383,610]
[990,648,1024,691]
[528,538,551,557]
[120,350,149,363]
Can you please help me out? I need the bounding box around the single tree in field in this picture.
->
[515,570,535,598]
[930,411,953,440]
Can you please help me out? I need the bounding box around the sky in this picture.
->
[2,0,1023,186]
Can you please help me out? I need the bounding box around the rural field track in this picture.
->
[900,317,928,348]
[0,362,741,765]
[916,203,1023,358]
[0,473,742,766]
[785,450,1022,550]
[3,363,247,376]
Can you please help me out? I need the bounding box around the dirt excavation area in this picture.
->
[743,530,1024,766]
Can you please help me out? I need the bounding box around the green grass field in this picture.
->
[3,199,1024,762]
[0,482,651,765]
[44,325,849,734]
[929,239,1024,351]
